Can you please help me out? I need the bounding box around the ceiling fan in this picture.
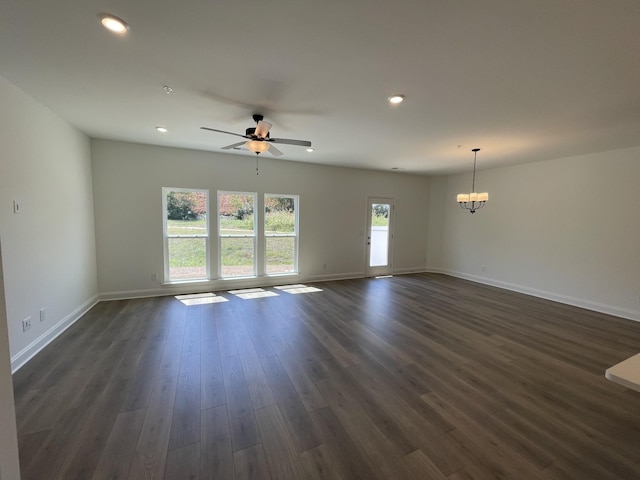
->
[201,114,312,156]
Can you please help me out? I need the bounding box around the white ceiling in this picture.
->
[2,0,639,174]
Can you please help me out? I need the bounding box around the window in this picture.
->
[218,192,256,278]
[163,188,209,282]
[265,194,298,274]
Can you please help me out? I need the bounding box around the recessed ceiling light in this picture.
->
[98,14,129,34]
[156,126,168,133]
[306,147,314,152]
[388,94,405,105]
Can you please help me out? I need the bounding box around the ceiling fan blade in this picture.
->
[268,144,283,156]
[221,141,247,150]
[200,127,248,139]
[254,121,272,139]
[269,138,312,147]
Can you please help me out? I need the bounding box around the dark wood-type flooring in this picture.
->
[12,273,640,479]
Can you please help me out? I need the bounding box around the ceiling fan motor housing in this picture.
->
[245,126,270,139]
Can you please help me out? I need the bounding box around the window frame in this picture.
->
[162,187,210,283]
[264,193,299,276]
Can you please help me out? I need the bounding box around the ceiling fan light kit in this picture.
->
[246,140,269,154]
[457,148,489,214]
[201,113,312,158]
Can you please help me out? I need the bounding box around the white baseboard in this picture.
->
[393,267,429,275]
[11,295,100,373]
[438,268,640,323]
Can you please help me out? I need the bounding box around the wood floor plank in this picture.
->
[56,377,130,479]
[260,354,321,452]
[18,348,103,435]
[17,429,49,475]
[422,392,550,480]
[254,405,307,480]
[298,311,361,367]
[344,361,465,474]
[216,316,240,358]
[221,355,259,452]
[21,405,93,480]
[168,352,201,450]
[118,338,166,413]
[164,442,200,480]
[233,444,272,480]
[200,339,225,410]
[276,347,328,412]
[91,408,146,480]
[308,406,383,480]
[242,309,277,359]
[167,303,202,451]
[201,404,234,480]
[314,375,404,478]
[299,443,349,480]
[128,373,179,479]
[232,317,276,410]
[396,449,448,480]
[72,339,130,408]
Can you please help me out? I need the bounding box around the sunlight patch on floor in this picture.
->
[228,288,279,300]
[175,292,229,305]
[274,284,323,294]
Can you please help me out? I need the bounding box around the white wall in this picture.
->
[0,75,98,370]
[91,139,431,297]
[0,239,20,480]
[430,146,640,321]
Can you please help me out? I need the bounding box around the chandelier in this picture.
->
[457,148,488,214]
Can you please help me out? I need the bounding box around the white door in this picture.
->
[365,197,394,277]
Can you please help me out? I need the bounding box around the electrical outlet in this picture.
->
[481,265,486,272]
[151,273,158,281]
[22,317,32,332]
[322,263,327,270]
[13,200,21,214]
[40,308,46,322]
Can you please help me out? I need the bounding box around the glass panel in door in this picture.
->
[366,197,394,276]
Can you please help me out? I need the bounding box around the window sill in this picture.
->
[161,278,210,286]
[161,272,299,287]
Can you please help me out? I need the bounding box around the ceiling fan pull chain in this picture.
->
[256,154,259,175]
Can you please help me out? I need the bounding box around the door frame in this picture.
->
[365,196,395,277]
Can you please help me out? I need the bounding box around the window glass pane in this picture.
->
[266,237,295,274]
[168,237,207,280]
[265,197,295,234]
[166,191,208,234]
[220,237,255,277]
[218,193,255,234]
[164,189,208,282]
